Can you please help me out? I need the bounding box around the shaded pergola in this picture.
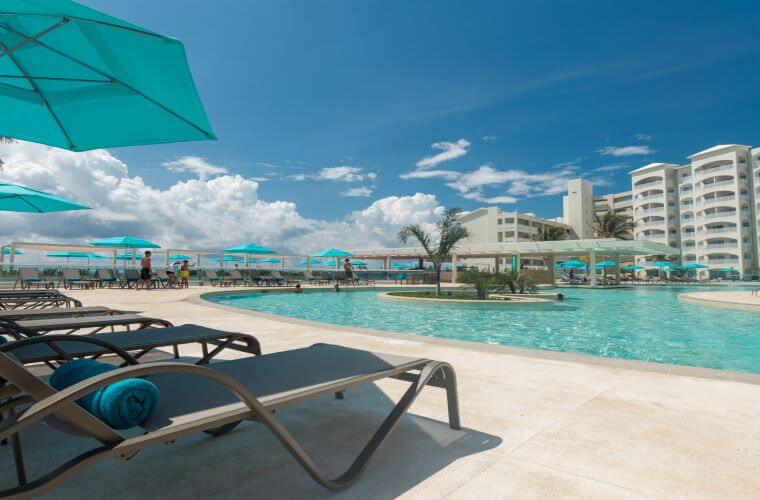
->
[350,239,680,286]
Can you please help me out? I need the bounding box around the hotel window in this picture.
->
[497,232,503,242]
[498,218,503,225]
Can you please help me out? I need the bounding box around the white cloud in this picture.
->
[341,187,373,198]
[162,156,228,180]
[289,166,377,183]
[415,139,471,169]
[634,133,653,141]
[0,142,439,253]
[598,145,656,156]
[482,136,499,142]
[594,164,627,172]
[445,164,578,201]
[399,169,461,180]
[461,191,518,204]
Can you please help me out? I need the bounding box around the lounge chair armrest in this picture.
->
[2,362,269,442]
[0,334,140,366]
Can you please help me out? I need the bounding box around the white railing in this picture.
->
[700,211,737,220]
[637,220,667,228]
[699,195,736,205]
[636,194,664,202]
[699,227,738,235]
[636,208,664,216]
[697,164,734,176]
[697,179,735,191]
[702,258,740,265]
[700,243,739,249]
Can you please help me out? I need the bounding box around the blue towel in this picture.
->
[0,335,7,345]
[50,359,159,429]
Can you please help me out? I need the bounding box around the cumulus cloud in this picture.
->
[634,133,653,141]
[0,142,441,252]
[289,166,377,183]
[162,156,228,180]
[598,145,656,156]
[415,139,470,169]
[341,187,373,198]
[445,163,578,202]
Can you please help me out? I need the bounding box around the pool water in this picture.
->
[207,287,760,374]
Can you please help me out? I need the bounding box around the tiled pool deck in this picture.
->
[3,285,759,498]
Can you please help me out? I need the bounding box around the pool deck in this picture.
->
[680,289,760,312]
[4,285,760,499]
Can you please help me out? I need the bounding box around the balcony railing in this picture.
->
[700,211,737,220]
[699,227,738,235]
[697,179,735,191]
[697,164,734,176]
[699,195,736,205]
[701,258,740,265]
[636,194,664,202]
[636,208,664,216]
[700,242,739,249]
[637,220,667,228]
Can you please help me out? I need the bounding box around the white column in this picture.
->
[9,243,15,267]
[589,250,597,286]
[165,250,170,267]
[494,256,500,273]
[112,250,117,268]
[614,254,621,285]
[0,246,5,264]
[306,256,311,270]
[385,256,391,269]
[451,254,458,283]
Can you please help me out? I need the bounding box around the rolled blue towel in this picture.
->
[50,359,159,429]
[0,335,7,345]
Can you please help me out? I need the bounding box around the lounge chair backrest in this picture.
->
[62,269,82,281]
[155,270,168,279]
[125,269,140,280]
[0,349,124,444]
[19,268,42,282]
[229,270,243,280]
[204,269,219,280]
[271,270,282,278]
[97,269,115,280]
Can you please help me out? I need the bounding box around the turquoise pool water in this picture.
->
[207,287,760,373]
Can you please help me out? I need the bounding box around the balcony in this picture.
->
[699,227,738,235]
[700,211,737,221]
[637,220,667,228]
[699,195,736,206]
[636,207,664,216]
[701,258,741,265]
[699,242,739,250]
[636,193,664,202]
[697,164,734,176]
[697,179,735,191]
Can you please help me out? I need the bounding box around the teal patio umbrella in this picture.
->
[0,0,215,151]
[212,255,244,263]
[3,248,23,255]
[0,181,89,212]
[681,263,708,270]
[47,251,106,266]
[224,243,275,268]
[314,249,354,269]
[257,258,282,264]
[169,253,191,260]
[621,265,645,271]
[595,261,615,268]
[90,236,160,267]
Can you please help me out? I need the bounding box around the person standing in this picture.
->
[343,257,355,285]
[135,251,152,290]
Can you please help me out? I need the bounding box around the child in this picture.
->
[180,260,192,288]
[294,283,303,294]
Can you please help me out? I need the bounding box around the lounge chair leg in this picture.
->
[11,432,27,486]
[334,390,345,399]
[172,345,180,359]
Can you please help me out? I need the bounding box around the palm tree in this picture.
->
[459,270,502,299]
[533,226,566,242]
[397,207,470,295]
[593,211,635,239]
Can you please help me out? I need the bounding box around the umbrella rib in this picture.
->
[0,17,69,59]
[0,75,110,83]
[0,38,76,149]
[0,22,215,139]
[0,12,165,40]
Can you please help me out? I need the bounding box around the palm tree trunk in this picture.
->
[435,266,441,295]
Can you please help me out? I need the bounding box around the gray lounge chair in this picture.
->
[95,269,118,288]
[203,269,231,287]
[227,269,246,286]
[0,306,124,322]
[3,324,261,366]
[121,269,140,288]
[58,269,97,290]
[0,342,458,496]
[0,314,173,340]
[0,290,82,310]
[13,269,54,290]
[153,270,171,288]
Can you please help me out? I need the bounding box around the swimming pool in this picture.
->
[206,287,760,374]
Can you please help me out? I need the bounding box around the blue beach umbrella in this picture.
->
[650,261,676,268]
[0,1,215,151]
[223,243,275,255]
[313,248,354,258]
[47,251,106,266]
[257,258,282,264]
[621,265,645,271]
[169,253,191,260]
[3,248,23,255]
[681,263,708,270]
[0,181,89,212]
[595,261,616,268]
[561,259,588,268]
[90,236,160,249]
[212,255,244,263]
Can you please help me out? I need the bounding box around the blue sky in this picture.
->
[88,0,760,220]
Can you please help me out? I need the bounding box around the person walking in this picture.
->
[343,257,355,285]
[135,251,153,290]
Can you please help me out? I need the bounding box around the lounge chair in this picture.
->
[0,314,173,340]
[271,270,298,286]
[2,324,261,366]
[13,269,54,290]
[58,269,97,290]
[0,306,124,322]
[203,270,231,287]
[95,269,118,288]
[356,272,376,286]
[304,270,328,286]
[152,270,171,288]
[0,342,459,495]
[394,272,407,285]
[0,290,82,310]
[120,269,140,289]
[227,270,246,286]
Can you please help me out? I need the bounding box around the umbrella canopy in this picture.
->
[169,253,191,260]
[681,263,709,270]
[595,260,616,268]
[621,265,645,271]
[650,261,676,268]
[324,259,367,267]
[298,258,326,265]
[391,262,412,269]
[211,255,244,263]
[90,236,160,249]
[561,259,587,268]
[0,0,215,151]
[717,267,738,273]
[47,251,105,259]
[313,248,354,258]
[3,248,23,255]
[0,181,89,212]
[223,243,275,255]
[256,258,282,264]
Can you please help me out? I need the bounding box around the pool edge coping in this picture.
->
[189,288,760,387]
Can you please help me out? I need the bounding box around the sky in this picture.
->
[2,0,760,252]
